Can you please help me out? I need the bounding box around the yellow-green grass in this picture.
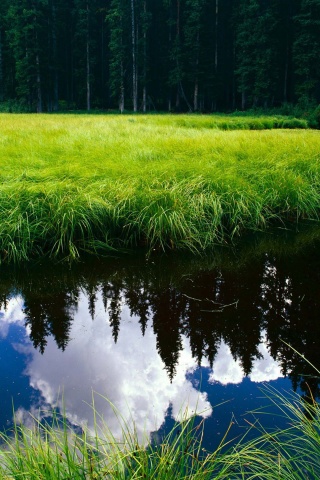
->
[0,113,319,262]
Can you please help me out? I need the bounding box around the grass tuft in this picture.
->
[0,384,319,479]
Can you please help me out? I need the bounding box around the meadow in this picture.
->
[0,113,320,263]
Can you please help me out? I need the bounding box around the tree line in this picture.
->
[0,0,319,113]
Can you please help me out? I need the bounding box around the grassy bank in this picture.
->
[0,386,319,479]
[1,113,320,263]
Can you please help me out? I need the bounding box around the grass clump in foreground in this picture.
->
[0,386,319,479]
[1,113,320,263]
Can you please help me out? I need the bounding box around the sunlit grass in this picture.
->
[0,113,320,262]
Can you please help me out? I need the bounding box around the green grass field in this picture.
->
[0,113,320,263]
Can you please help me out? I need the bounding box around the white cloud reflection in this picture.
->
[208,335,283,386]
[208,342,244,385]
[249,333,283,382]
[16,292,211,440]
[1,293,283,442]
[0,296,25,338]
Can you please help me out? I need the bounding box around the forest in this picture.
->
[0,0,319,113]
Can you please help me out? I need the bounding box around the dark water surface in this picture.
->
[1,228,320,451]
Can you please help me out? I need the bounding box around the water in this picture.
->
[1,229,319,451]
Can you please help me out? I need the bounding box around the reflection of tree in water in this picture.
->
[0,292,11,312]
[221,263,264,376]
[0,283,20,314]
[107,283,122,343]
[0,270,78,353]
[261,251,320,400]
[150,288,184,382]
[1,242,320,397]
[125,281,150,336]
[23,289,78,353]
[179,262,265,376]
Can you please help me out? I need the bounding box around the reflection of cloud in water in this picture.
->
[0,297,25,338]
[2,294,283,441]
[22,292,212,440]
[208,342,244,385]
[208,336,283,386]
[250,333,283,382]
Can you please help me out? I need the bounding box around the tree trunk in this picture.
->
[232,43,236,110]
[175,0,180,109]
[119,60,124,113]
[30,2,42,113]
[284,50,288,103]
[100,13,106,108]
[36,52,42,113]
[213,0,219,111]
[86,1,91,111]
[0,30,3,102]
[142,0,147,112]
[131,0,138,112]
[142,87,147,112]
[215,0,218,72]
[35,29,42,113]
[175,89,180,110]
[241,90,246,110]
[194,31,200,112]
[86,39,90,111]
[194,78,199,112]
[51,0,59,111]
[283,2,292,103]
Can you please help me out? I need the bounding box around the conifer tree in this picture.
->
[107,0,129,112]
[184,0,206,111]
[72,0,100,110]
[234,0,278,108]
[6,0,48,111]
[0,0,8,102]
[293,0,320,103]
[164,0,190,111]
[139,0,151,111]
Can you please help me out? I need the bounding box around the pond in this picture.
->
[1,227,319,452]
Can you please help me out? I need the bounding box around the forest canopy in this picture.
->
[0,0,319,113]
